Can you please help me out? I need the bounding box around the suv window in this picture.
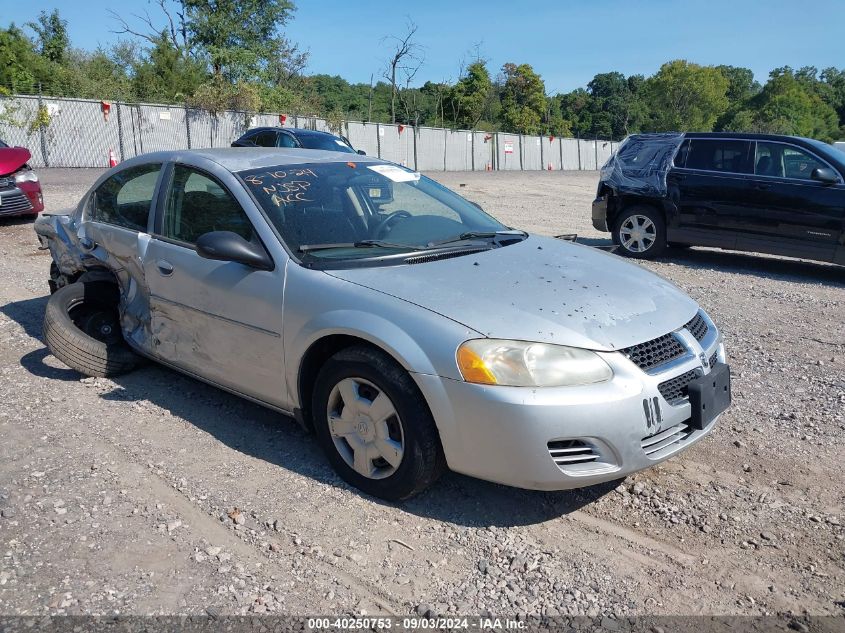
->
[673,139,690,167]
[685,140,751,174]
[755,142,828,180]
[91,163,161,231]
[251,131,278,147]
[162,165,255,244]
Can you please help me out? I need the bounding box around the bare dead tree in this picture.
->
[108,0,189,55]
[381,20,424,124]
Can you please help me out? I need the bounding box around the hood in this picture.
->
[327,235,698,351]
[0,147,31,176]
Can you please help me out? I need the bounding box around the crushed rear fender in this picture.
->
[34,213,154,354]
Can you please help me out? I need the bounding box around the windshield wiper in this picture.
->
[297,240,426,253]
[427,229,528,248]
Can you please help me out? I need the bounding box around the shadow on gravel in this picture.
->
[662,248,845,286]
[105,364,609,527]
[1,295,48,340]
[0,215,38,227]
[6,296,616,527]
[577,238,844,286]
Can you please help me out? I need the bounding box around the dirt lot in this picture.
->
[0,169,843,619]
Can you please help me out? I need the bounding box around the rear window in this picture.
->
[615,139,670,169]
[685,140,751,174]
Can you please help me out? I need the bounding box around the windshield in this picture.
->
[238,161,509,262]
[297,134,356,153]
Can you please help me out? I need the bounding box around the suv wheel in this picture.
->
[311,345,445,501]
[613,206,666,259]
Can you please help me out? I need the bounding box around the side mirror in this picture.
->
[357,149,367,155]
[811,167,839,184]
[195,231,273,271]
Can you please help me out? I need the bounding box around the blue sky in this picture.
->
[9,0,844,92]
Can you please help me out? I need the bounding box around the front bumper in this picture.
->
[591,195,608,232]
[414,329,726,491]
[0,182,42,217]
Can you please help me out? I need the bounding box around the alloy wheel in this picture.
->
[619,215,657,253]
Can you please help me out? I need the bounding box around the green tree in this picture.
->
[0,26,37,90]
[555,88,593,136]
[132,34,207,103]
[643,60,729,131]
[586,71,644,137]
[500,63,546,134]
[181,0,301,81]
[444,61,493,129]
[716,65,760,103]
[752,68,839,141]
[26,9,68,64]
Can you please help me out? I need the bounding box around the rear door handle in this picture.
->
[753,182,771,190]
[156,259,174,276]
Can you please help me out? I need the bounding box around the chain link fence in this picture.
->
[0,94,619,171]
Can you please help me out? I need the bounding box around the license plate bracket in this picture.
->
[688,362,731,430]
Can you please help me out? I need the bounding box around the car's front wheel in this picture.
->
[613,205,666,259]
[312,345,445,501]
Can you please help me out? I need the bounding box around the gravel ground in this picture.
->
[0,168,843,619]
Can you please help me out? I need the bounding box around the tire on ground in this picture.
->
[311,345,446,501]
[43,281,140,377]
[612,204,667,259]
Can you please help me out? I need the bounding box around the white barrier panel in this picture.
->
[415,127,445,171]
[579,139,598,170]
[345,121,378,157]
[522,135,543,171]
[0,94,619,170]
[473,132,493,171]
[496,134,521,171]
[444,129,474,171]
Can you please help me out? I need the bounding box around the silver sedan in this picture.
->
[35,149,731,500]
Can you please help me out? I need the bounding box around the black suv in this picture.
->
[592,132,845,266]
[232,127,363,154]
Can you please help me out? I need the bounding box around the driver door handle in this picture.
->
[156,259,174,276]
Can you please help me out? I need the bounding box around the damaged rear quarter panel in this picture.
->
[34,200,155,356]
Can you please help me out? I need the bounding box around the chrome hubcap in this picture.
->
[620,215,656,253]
[326,377,404,480]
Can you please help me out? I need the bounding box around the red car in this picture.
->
[0,140,44,218]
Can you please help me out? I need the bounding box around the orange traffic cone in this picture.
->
[108,148,118,168]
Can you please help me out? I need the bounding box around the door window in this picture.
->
[277,133,299,148]
[251,131,278,147]
[672,140,690,167]
[90,164,161,231]
[755,142,827,180]
[685,140,751,174]
[162,166,255,244]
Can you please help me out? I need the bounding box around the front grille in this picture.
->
[547,440,599,469]
[684,312,708,341]
[0,193,33,216]
[621,333,686,372]
[641,422,694,458]
[709,351,717,368]
[658,369,697,404]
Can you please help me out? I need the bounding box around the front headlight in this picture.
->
[456,339,613,387]
[14,170,38,184]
